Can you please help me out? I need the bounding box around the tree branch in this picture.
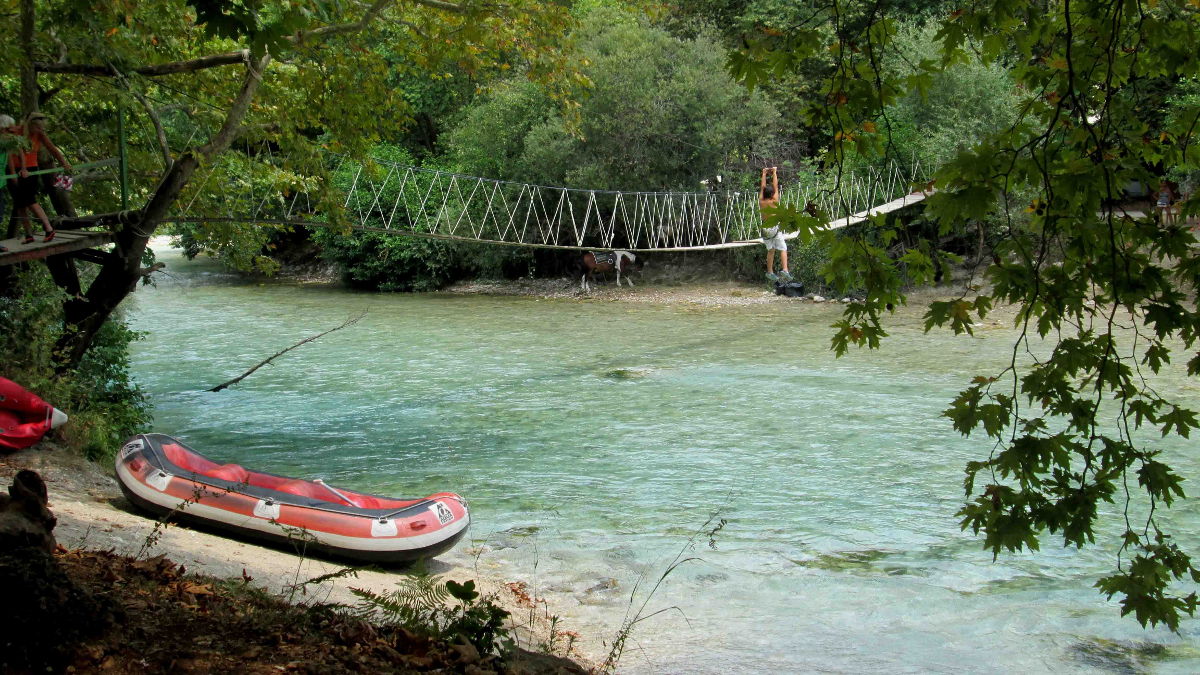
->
[300,0,397,41]
[137,262,166,279]
[34,51,249,77]
[406,0,475,14]
[197,54,271,160]
[132,91,173,171]
[35,0,399,77]
[208,312,366,392]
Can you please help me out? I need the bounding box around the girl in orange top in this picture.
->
[6,112,71,244]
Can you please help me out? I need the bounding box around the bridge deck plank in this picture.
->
[0,230,114,267]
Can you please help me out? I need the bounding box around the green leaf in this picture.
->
[1158,406,1199,439]
[445,579,479,603]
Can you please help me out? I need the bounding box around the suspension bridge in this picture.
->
[173,154,929,251]
[1,153,930,266]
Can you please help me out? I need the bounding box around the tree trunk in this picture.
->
[40,154,83,297]
[55,154,200,370]
[53,53,270,371]
[19,0,37,114]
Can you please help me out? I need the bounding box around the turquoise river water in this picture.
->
[126,245,1200,673]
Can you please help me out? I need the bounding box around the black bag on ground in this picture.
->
[775,281,805,297]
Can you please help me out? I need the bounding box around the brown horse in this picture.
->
[580,250,644,291]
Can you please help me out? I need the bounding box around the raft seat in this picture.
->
[275,478,349,503]
[207,463,250,484]
[351,494,417,510]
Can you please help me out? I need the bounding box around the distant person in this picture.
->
[1156,179,1177,226]
[0,114,14,251]
[6,112,71,244]
[759,166,791,282]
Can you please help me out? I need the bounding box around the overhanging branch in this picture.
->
[34,51,249,76]
[407,0,476,13]
[132,91,173,171]
[198,53,271,160]
[34,0,399,77]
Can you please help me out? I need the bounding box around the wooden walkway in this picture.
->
[0,229,114,267]
[817,189,931,232]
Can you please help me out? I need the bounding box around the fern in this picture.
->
[351,576,514,660]
[352,575,450,618]
[350,573,453,634]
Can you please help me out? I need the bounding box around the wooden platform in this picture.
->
[0,229,114,266]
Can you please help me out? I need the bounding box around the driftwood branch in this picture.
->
[208,312,366,392]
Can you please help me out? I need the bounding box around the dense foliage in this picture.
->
[447,6,778,192]
[0,0,581,368]
[425,4,786,283]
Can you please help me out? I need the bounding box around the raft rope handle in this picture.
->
[377,499,438,522]
[312,478,357,507]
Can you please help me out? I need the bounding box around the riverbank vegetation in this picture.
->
[3,0,1200,653]
[5,547,584,673]
[0,269,150,459]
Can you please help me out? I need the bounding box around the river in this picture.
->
[126,244,1200,673]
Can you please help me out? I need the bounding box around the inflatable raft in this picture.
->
[0,377,68,451]
[115,433,470,563]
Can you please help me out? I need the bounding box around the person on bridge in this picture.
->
[759,166,792,283]
[6,112,71,245]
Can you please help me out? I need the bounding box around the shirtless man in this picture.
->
[759,166,791,282]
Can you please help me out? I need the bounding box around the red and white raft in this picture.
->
[115,433,470,563]
[0,376,68,451]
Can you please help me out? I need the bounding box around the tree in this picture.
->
[447,6,778,192]
[737,1,1200,630]
[3,0,573,370]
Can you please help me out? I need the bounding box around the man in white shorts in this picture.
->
[759,166,792,282]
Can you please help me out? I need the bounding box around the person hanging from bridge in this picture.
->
[5,112,71,245]
[759,166,792,283]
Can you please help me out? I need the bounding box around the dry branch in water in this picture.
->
[208,312,366,392]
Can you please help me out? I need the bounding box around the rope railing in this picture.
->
[170,150,929,252]
[0,157,120,181]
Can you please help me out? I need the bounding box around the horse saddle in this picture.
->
[592,251,618,267]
